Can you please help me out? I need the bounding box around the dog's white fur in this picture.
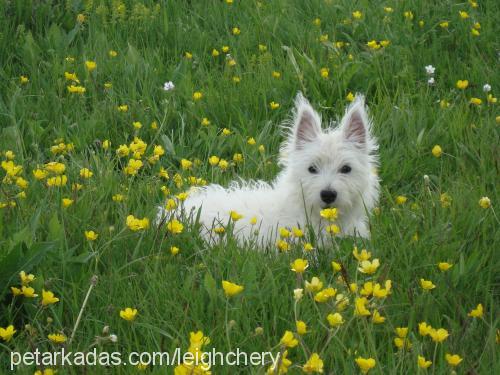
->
[158,93,379,246]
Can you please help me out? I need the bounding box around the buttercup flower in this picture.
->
[291,259,308,274]
[468,303,483,318]
[445,354,463,367]
[48,333,67,344]
[438,262,453,271]
[418,356,432,369]
[302,353,323,373]
[0,325,16,342]
[479,197,491,209]
[41,290,60,306]
[120,307,138,321]
[327,312,344,327]
[456,80,468,89]
[280,330,298,348]
[296,320,307,335]
[85,230,98,241]
[222,280,244,297]
[355,357,376,374]
[420,278,436,290]
[166,219,184,234]
[358,259,380,274]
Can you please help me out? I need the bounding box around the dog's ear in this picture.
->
[293,93,322,148]
[341,94,369,149]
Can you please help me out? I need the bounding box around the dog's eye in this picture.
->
[340,165,351,174]
[308,165,318,174]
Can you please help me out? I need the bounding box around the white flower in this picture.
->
[163,81,175,91]
[293,288,304,301]
[109,334,118,343]
[483,84,491,92]
[428,77,435,85]
[425,65,435,75]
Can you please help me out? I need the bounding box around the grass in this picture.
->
[0,0,499,373]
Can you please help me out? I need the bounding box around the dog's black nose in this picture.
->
[320,190,337,204]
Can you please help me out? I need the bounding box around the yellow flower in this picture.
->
[373,281,392,298]
[170,246,180,255]
[456,80,469,89]
[395,327,408,338]
[366,40,381,50]
[41,290,60,306]
[360,282,373,296]
[166,219,184,234]
[258,144,265,153]
[79,168,93,179]
[296,320,307,335]
[305,277,323,292]
[201,117,211,126]
[272,71,281,79]
[222,128,232,136]
[468,303,483,318]
[420,278,436,290]
[67,85,86,94]
[269,101,280,110]
[11,287,22,296]
[48,333,67,344]
[445,354,463,367]
[192,91,203,100]
[85,230,98,241]
[327,312,344,327]
[479,196,491,209]
[64,71,80,83]
[291,259,308,274]
[320,67,329,78]
[346,92,355,102]
[314,287,337,303]
[0,325,16,342]
[395,195,407,205]
[180,159,193,170]
[394,337,412,350]
[280,330,298,348]
[249,216,257,225]
[438,262,453,271]
[221,45,230,53]
[487,94,497,103]
[432,145,442,157]
[353,247,371,261]
[120,307,138,321]
[276,239,290,252]
[352,11,362,19]
[326,224,340,234]
[471,28,480,36]
[292,227,303,238]
[218,159,229,170]
[232,27,240,35]
[429,328,449,343]
[211,48,220,57]
[126,215,150,231]
[440,193,452,208]
[19,271,35,285]
[185,51,192,59]
[404,11,414,20]
[46,175,68,187]
[384,7,394,13]
[470,97,482,106]
[418,355,432,369]
[358,259,380,274]
[418,322,433,336]
[109,50,118,57]
[20,75,29,84]
[132,121,142,129]
[76,13,85,23]
[320,207,338,221]
[85,60,97,71]
[354,297,371,316]
[104,82,112,89]
[331,261,342,273]
[230,210,243,221]
[222,280,244,297]
[303,353,323,373]
[279,227,290,238]
[372,310,385,324]
[439,21,449,28]
[459,10,469,19]
[208,156,220,166]
[355,357,376,374]
[214,226,225,235]
[117,104,128,112]
[112,194,125,202]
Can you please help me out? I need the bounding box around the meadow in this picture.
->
[0,0,499,373]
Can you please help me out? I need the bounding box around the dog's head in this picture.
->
[280,93,378,216]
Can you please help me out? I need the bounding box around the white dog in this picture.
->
[158,93,379,246]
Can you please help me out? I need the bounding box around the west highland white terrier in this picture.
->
[158,93,379,246]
